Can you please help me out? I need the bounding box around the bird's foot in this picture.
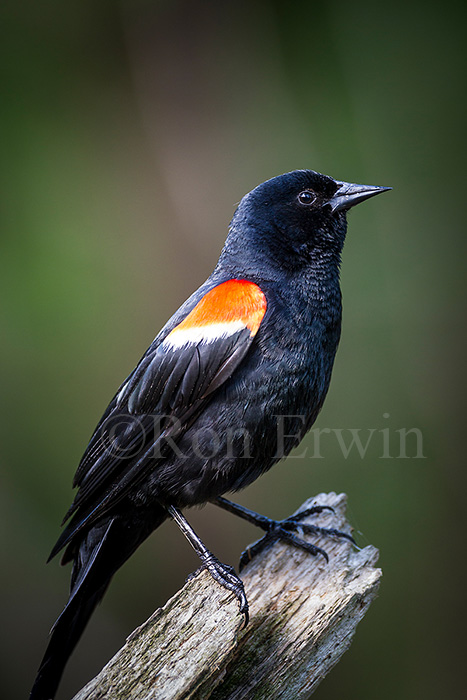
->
[168,504,249,625]
[238,504,355,571]
[197,554,249,625]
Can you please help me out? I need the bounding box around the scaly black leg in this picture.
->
[212,496,355,571]
[167,505,249,624]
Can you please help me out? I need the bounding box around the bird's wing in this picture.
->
[51,279,267,558]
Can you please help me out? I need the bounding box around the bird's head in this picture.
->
[225,170,390,272]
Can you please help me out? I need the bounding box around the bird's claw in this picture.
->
[197,556,249,626]
[239,503,354,571]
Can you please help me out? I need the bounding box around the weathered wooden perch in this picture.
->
[73,492,381,700]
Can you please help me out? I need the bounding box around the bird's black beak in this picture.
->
[327,181,392,213]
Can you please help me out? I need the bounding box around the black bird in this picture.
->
[30,169,390,699]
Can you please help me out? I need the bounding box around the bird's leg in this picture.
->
[167,505,249,624]
[212,496,355,571]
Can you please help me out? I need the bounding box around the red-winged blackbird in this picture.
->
[30,170,390,699]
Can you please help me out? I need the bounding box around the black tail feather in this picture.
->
[29,581,109,700]
[30,519,117,700]
[30,506,167,700]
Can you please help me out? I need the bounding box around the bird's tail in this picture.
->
[30,579,108,700]
[30,507,167,700]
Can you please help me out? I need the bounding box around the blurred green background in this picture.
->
[1,1,466,698]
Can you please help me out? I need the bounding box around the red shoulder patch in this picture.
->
[172,279,267,337]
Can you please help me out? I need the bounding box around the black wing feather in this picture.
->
[51,326,255,559]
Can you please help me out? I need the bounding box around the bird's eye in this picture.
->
[297,190,316,206]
